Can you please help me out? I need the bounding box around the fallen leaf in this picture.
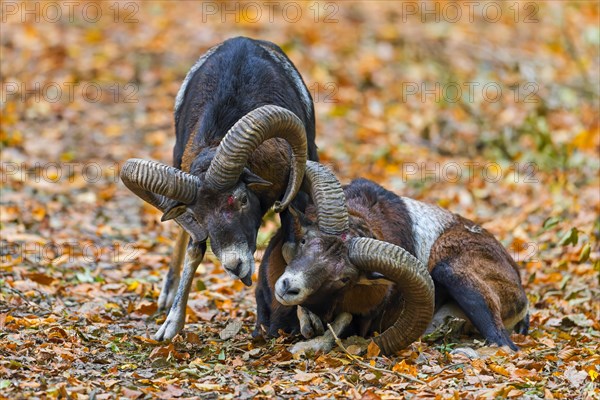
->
[156,384,184,399]
[366,341,380,358]
[219,319,243,340]
[134,301,157,315]
[121,387,143,399]
[361,389,382,400]
[489,364,511,377]
[25,272,56,286]
[293,371,318,382]
[563,314,594,327]
[564,366,588,389]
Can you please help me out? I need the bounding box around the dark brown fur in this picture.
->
[257,179,529,350]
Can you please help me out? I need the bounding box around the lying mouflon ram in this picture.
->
[257,161,529,354]
[121,37,318,341]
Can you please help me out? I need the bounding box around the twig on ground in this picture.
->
[1,286,51,312]
[327,323,425,385]
[439,363,465,373]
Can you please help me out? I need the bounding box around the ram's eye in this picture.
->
[300,238,307,245]
[240,195,248,206]
[341,277,350,284]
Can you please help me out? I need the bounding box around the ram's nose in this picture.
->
[222,259,252,286]
[275,276,304,305]
[225,259,243,278]
[278,278,300,297]
[240,272,253,287]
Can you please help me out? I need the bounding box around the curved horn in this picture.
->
[204,105,307,212]
[120,159,202,207]
[303,161,349,235]
[348,237,434,355]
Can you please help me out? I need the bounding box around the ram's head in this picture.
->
[275,161,435,355]
[121,105,307,285]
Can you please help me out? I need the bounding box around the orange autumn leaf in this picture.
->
[366,341,381,358]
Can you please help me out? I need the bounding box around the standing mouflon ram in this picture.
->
[257,162,529,354]
[121,37,318,341]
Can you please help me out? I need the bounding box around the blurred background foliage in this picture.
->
[1,1,599,398]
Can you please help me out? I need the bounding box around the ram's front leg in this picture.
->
[290,312,352,354]
[158,212,208,312]
[157,228,188,311]
[297,306,324,339]
[155,240,206,341]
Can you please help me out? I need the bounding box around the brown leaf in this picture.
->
[149,343,188,360]
[185,332,202,345]
[46,327,68,342]
[557,346,578,361]
[133,336,159,345]
[361,389,382,400]
[134,301,157,315]
[156,384,184,399]
[195,310,218,321]
[25,272,56,286]
[293,371,318,382]
[346,344,363,355]
[512,368,541,381]
[121,387,143,399]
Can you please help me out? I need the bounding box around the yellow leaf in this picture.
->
[489,364,511,377]
[571,129,596,150]
[84,28,103,44]
[104,302,120,310]
[589,369,598,382]
[579,243,591,263]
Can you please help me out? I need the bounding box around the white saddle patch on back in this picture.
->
[402,197,455,264]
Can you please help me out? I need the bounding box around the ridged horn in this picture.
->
[348,237,435,355]
[204,105,307,212]
[120,159,202,207]
[303,161,349,235]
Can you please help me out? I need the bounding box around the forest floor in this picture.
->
[1,2,599,399]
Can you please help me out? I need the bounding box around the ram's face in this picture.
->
[275,215,359,306]
[187,181,264,286]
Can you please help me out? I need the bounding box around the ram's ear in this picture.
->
[161,203,188,222]
[288,204,314,236]
[282,242,295,264]
[356,271,394,287]
[242,168,272,190]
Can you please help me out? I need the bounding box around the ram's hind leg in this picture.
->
[158,228,189,311]
[431,260,518,350]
